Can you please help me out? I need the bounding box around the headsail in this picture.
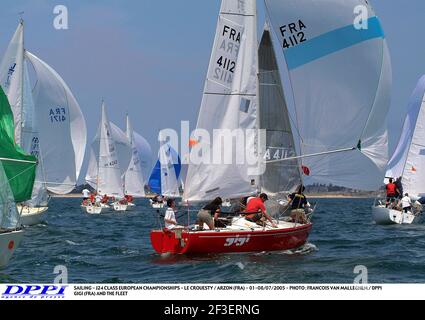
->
[25,51,87,194]
[124,116,145,197]
[259,24,301,195]
[265,0,392,191]
[184,0,259,201]
[0,86,36,203]
[0,22,24,145]
[386,76,425,196]
[148,142,181,197]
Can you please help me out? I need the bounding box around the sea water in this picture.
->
[1,198,424,283]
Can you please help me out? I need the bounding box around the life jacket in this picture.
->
[386,183,397,196]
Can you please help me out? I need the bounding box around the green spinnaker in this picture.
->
[0,86,36,202]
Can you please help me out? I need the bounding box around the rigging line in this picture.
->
[0,157,37,164]
[34,181,76,186]
[266,147,357,164]
[0,163,37,190]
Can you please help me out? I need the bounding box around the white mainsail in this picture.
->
[184,0,259,201]
[124,115,145,197]
[25,51,87,195]
[265,0,392,191]
[259,24,301,195]
[386,76,425,196]
[0,21,24,145]
[85,103,131,197]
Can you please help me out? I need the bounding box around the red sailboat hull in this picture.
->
[150,224,312,254]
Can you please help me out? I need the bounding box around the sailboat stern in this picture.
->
[150,229,190,255]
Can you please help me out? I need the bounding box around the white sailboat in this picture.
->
[372,76,425,225]
[124,115,146,210]
[0,21,87,225]
[151,0,391,254]
[148,135,181,208]
[85,102,132,213]
[0,85,37,268]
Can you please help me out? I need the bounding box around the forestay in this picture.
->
[265,0,392,191]
[386,76,425,196]
[184,0,260,201]
[25,51,87,194]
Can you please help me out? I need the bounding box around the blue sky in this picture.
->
[1,0,425,182]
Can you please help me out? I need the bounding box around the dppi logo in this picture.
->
[2,285,67,299]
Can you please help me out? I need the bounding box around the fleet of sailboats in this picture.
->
[0,21,87,225]
[0,0,419,267]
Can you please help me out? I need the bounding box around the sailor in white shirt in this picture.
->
[164,199,178,230]
[401,193,412,213]
[82,188,90,200]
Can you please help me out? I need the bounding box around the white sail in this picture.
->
[184,0,259,201]
[158,139,180,198]
[85,103,124,197]
[386,76,425,196]
[109,123,132,177]
[124,116,145,197]
[0,161,20,229]
[259,24,301,195]
[0,22,24,145]
[21,60,48,207]
[25,51,87,194]
[265,0,392,191]
[133,131,152,182]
